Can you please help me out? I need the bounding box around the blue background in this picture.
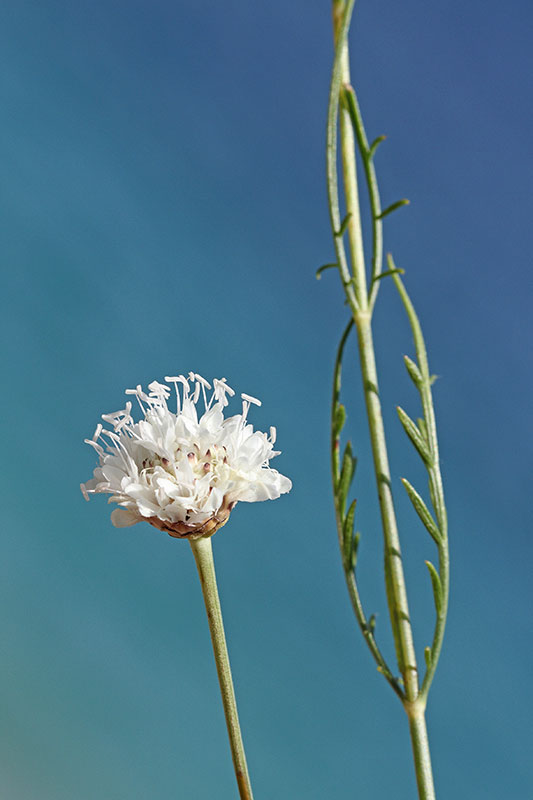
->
[2,1,532,797]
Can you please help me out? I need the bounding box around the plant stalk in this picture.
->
[331,2,437,796]
[407,703,436,800]
[190,536,254,800]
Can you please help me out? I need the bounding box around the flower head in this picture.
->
[81,373,292,539]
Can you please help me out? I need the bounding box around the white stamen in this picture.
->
[84,438,104,456]
[125,386,147,415]
[220,378,235,397]
[165,377,182,414]
[241,393,261,407]
[176,375,190,397]
[194,374,211,389]
[148,381,171,401]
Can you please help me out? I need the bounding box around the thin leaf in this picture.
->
[376,199,410,219]
[425,560,443,615]
[350,531,361,570]
[369,134,387,158]
[403,354,423,387]
[336,212,352,238]
[337,441,356,516]
[316,263,338,279]
[371,267,405,284]
[343,499,357,564]
[397,406,432,465]
[333,404,346,440]
[401,478,441,545]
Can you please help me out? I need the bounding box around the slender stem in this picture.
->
[341,85,384,310]
[332,1,367,309]
[330,2,438,797]
[392,271,449,701]
[406,703,436,800]
[190,536,254,800]
[327,0,359,315]
[354,316,419,701]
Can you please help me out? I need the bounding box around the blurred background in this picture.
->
[1,0,531,797]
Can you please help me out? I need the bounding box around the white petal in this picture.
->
[110,508,139,527]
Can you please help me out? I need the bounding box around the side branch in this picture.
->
[331,320,404,700]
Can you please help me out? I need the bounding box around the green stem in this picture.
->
[331,320,404,701]
[406,703,436,800]
[329,2,438,797]
[190,536,254,800]
[392,270,449,702]
[354,314,419,701]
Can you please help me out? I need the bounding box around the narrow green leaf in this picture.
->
[331,319,354,483]
[397,406,432,465]
[351,531,360,570]
[336,212,352,237]
[371,267,405,284]
[376,199,410,219]
[343,499,357,563]
[333,404,346,439]
[424,646,432,669]
[403,354,423,386]
[337,441,356,516]
[316,262,338,279]
[425,560,443,615]
[401,478,441,544]
[369,134,387,158]
[429,374,439,386]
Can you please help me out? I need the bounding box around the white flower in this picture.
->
[81,373,292,539]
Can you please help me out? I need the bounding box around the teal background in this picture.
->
[2,1,532,797]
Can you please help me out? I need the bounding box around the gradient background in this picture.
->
[2,1,532,798]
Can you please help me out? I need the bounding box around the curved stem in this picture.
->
[341,85,384,310]
[327,0,360,314]
[190,537,254,800]
[332,320,404,701]
[392,272,449,701]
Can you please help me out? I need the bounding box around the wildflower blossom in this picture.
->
[81,373,292,538]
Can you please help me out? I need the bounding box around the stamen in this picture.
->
[195,374,211,409]
[165,376,182,415]
[220,378,236,397]
[84,438,104,456]
[241,393,261,407]
[213,378,235,408]
[148,381,171,402]
[125,387,147,415]
[194,374,211,389]
[177,375,190,396]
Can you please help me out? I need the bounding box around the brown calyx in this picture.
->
[146,500,237,540]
